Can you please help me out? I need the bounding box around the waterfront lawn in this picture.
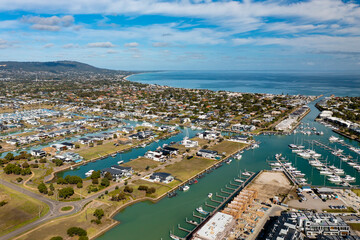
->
[0,184,49,237]
[161,157,216,182]
[17,201,116,240]
[122,157,162,172]
[75,141,131,160]
[209,141,245,156]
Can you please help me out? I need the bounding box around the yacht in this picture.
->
[234,178,244,183]
[182,185,190,191]
[320,169,332,175]
[242,171,251,176]
[270,162,281,167]
[333,168,345,175]
[343,175,356,182]
[117,160,124,165]
[329,136,339,142]
[234,153,242,160]
[111,153,117,157]
[208,193,213,198]
[85,170,94,177]
[196,206,209,215]
[328,176,342,183]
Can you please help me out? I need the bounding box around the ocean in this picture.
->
[128,71,360,96]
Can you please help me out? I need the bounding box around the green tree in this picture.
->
[38,183,48,194]
[49,183,55,191]
[93,208,104,220]
[50,237,63,240]
[67,227,87,237]
[59,187,74,199]
[101,178,110,187]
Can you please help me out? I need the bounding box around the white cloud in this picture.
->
[87,42,115,48]
[62,43,79,49]
[152,42,169,47]
[0,39,12,49]
[43,43,54,48]
[23,15,74,31]
[232,36,360,54]
[124,42,139,48]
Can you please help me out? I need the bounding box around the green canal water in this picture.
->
[95,100,360,240]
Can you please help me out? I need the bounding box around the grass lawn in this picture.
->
[161,157,216,182]
[60,206,73,211]
[209,140,245,156]
[17,201,116,240]
[75,141,130,160]
[349,223,360,231]
[352,189,360,197]
[0,184,49,237]
[122,157,162,172]
[323,207,356,213]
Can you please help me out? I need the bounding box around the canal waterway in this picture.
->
[96,99,360,240]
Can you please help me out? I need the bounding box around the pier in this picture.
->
[274,155,303,186]
[170,171,258,240]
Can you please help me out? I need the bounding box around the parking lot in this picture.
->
[288,191,346,212]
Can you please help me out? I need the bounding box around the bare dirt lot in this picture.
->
[246,171,293,202]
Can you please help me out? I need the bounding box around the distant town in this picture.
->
[0,61,359,240]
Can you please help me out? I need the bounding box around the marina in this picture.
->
[169,171,256,240]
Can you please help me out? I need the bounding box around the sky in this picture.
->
[0,0,360,71]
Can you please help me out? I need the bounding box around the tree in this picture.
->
[124,186,133,193]
[22,162,29,168]
[67,227,87,237]
[57,177,67,185]
[92,178,99,184]
[59,187,74,199]
[93,208,104,220]
[104,172,112,180]
[4,153,14,161]
[101,178,110,187]
[53,159,63,166]
[38,183,48,194]
[91,170,101,179]
[49,183,55,191]
[75,144,80,149]
[65,175,82,184]
[77,182,83,188]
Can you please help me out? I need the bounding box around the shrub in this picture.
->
[124,186,133,193]
[39,158,47,163]
[0,200,7,207]
[93,208,104,220]
[91,170,101,179]
[59,187,74,199]
[38,183,48,194]
[77,182,83,188]
[65,175,82,184]
[50,237,63,240]
[16,177,23,183]
[57,177,67,185]
[146,187,156,194]
[101,178,110,187]
[67,227,87,237]
[22,162,29,168]
[92,178,99,184]
[53,159,63,166]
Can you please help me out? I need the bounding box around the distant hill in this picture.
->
[0,61,122,74]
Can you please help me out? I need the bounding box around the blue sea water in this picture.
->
[128,71,360,96]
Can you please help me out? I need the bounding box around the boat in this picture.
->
[196,206,209,215]
[188,219,198,225]
[234,153,242,160]
[329,136,339,142]
[242,171,251,176]
[226,159,232,164]
[117,160,124,165]
[111,153,117,157]
[343,175,356,182]
[182,185,190,191]
[328,176,342,183]
[208,193,213,198]
[234,178,244,183]
[85,170,94,177]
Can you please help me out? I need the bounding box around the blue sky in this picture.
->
[0,0,360,71]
